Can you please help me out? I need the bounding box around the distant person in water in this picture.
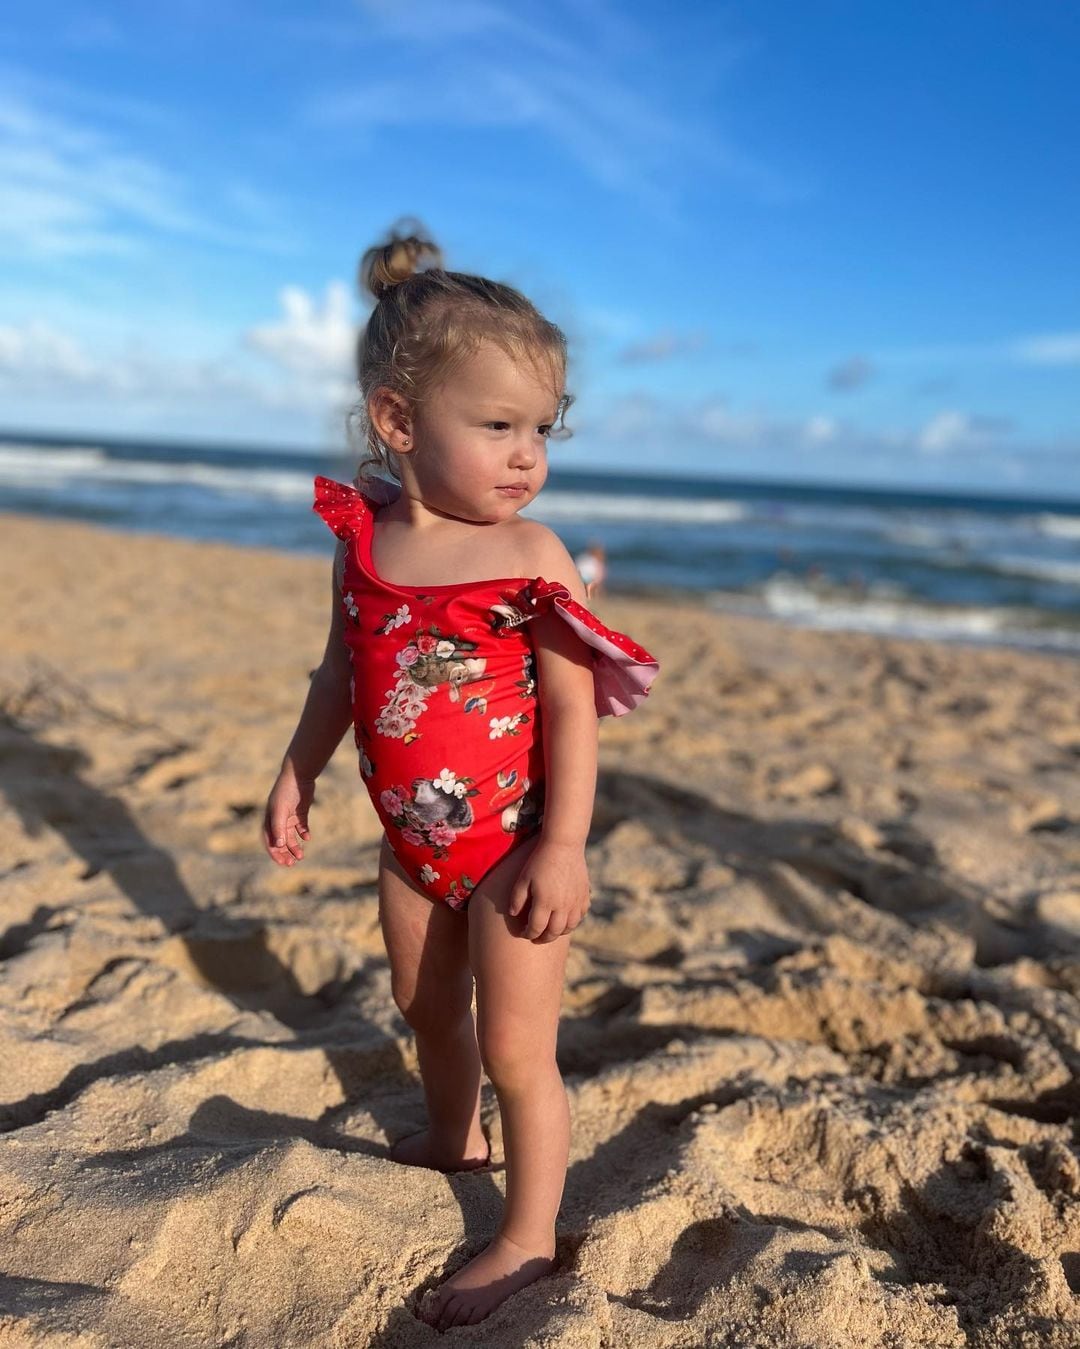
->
[575,542,606,601]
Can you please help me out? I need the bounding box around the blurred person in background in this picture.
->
[575,541,606,602]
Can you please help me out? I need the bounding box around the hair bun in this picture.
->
[358,216,444,301]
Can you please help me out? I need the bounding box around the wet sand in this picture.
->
[1,509,1078,1347]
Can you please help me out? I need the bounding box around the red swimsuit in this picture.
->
[313,475,660,909]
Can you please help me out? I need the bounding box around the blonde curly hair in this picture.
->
[348,215,574,490]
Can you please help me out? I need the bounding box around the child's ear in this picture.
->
[368,386,413,451]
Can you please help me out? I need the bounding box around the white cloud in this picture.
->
[1010,332,1080,366]
[917,410,972,455]
[804,415,837,444]
[916,409,1015,456]
[0,314,351,414]
[244,282,355,378]
[696,398,776,444]
[0,321,100,387]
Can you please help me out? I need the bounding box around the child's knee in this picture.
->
[392,975,473,1038]
[478,1027,557,1093]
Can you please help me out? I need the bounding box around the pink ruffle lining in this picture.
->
[497,578,659,718]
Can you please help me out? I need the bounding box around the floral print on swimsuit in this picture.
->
[373,617,502,740]
[312,474,659,908]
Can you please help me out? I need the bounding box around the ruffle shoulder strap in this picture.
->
[492,577,659,718]
[312,475,368,543]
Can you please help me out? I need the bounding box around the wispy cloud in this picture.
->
[303,0,807,225]
[1010,332,1080,366]
[874,331,1080,369]
[587,390,842,453]
[582,390,1039,468]
[617,329,709,364]
[0,74,293,260]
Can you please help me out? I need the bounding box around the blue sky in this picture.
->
[1,1,1078,493]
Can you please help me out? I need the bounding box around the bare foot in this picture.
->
[417,1232,557,1331]
[389,1128,491,1174]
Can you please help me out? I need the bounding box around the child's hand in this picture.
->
[508,839,590,942]
[262,766,316,867]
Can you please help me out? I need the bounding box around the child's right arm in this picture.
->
[262,544,354,867]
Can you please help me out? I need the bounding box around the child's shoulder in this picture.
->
[510,519,590,608]
[509,517,569,574]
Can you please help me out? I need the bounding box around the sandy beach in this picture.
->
[1,508,1078,1348]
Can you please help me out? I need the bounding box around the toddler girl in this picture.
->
[262,222,659,1331]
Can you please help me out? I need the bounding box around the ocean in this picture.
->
[3,430,1080,655]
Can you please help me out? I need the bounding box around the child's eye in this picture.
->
[487,422,552,436]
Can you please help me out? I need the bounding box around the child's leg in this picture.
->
[377,836,488,1169]
[471,837,570,1252]
[419,833,571,1330]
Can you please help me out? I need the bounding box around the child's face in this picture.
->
[406,342,559,524]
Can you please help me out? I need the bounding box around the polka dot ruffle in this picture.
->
[502,577,659,718]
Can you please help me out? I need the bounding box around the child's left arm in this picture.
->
[507,528,599,942]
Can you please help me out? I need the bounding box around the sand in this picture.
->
[1,509,1078,1348]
